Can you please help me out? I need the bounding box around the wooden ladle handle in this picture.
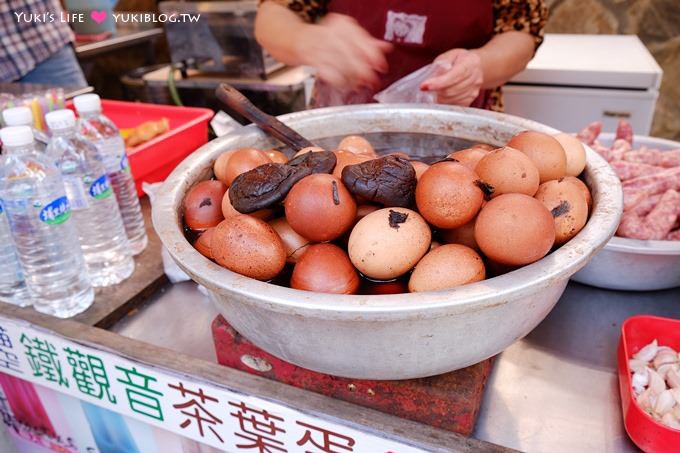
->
[215,83,315,151]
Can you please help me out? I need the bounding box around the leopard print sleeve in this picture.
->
[259,0,330,23]
[487,0,548,112]
[493,0,549,50]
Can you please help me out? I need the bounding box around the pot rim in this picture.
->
[152,104,623,318]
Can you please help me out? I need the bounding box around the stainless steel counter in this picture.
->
[112,280,680,452]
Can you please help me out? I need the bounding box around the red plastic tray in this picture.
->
[67,100,213,196]
[618,315,680,453]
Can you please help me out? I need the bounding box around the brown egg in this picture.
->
[508,131,567,183]
[265,149,289,164]
[447,147,490,171]
[439,218,479,251]
[224,148,272,186]
[356,204,380,222]
[213,150,236,185]
[285,174,357,242]
[410,161,430,180]
[183,180,227,230]
[332,150,371,179]
[416,161,484,229]
[211,215,286,281]
[408,244,486,292]
[535,179,589,245]
[291,243,359,294]
[475,146,540,197]
[430,240,441,251]
[475,193,555,266]
[337,135,377,157]
[561,176,592,212]
[348,208,431,280]
[194,227,214,259]
[293,146,325,158]
[221,188,273,220]
[269,217,311,263]
[360,279,408,295]
[553,133,586,176]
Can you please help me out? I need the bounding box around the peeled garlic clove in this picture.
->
[661,412,680,430]
[654,390,675,416]
[657,363,674,378]
[649,368,666,395]
[636,388,654,413]
[629,358,647,374]
[634,339,658,362]
[667,368,680,389]
[632,369,649,393]
[674,404,680,419]
[654,350,678,369]
[671,388,680,405]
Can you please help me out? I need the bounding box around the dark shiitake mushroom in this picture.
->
[341,155,416,207]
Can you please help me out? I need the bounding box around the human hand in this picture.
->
[420,49,484,106]
[295,13,392,90]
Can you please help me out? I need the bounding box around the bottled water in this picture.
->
[0,202,31,307]
[73,94,147,255]
[45,110,135,287]
[2,106,49,151]
[0,126,94,318]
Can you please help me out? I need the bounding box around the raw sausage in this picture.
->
[610,161,665,181]
[577,122,602,146]
[622,149,680,168]
[622,167,680,190]
[615,119,633,145]
[618,190,680,240]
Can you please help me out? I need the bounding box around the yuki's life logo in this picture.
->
[39,196,71,225]
[89,175,113,200]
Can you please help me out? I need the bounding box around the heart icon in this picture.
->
[90,10,107,24]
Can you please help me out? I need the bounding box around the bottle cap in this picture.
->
[0,126,34,147]
[2,107,33,127]
[73,93,101,114]
[46,109,76,130]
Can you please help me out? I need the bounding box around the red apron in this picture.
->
[312,0,494,108]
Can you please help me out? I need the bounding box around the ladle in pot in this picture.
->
[215,83,315,151]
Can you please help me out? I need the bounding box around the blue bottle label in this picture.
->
[39,196,71,225]
[89,174,113,200]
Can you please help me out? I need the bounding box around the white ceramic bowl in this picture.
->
[572,133,680,291]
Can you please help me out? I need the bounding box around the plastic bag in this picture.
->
[374,61,451,104]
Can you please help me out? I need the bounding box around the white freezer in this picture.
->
[503,34,663,134]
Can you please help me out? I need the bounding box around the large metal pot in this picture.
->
[152,104,622,380]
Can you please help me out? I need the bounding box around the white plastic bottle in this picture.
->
[45,110,135,287]
[0,126,94,318]
[73,94,148,255]
[2,106,49,151]
[0,202,31,307]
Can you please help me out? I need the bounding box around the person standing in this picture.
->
[0,0,87,87]
[255,0,547,110]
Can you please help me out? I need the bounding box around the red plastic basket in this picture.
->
[67,100,213,196]
[618,315,680,453]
